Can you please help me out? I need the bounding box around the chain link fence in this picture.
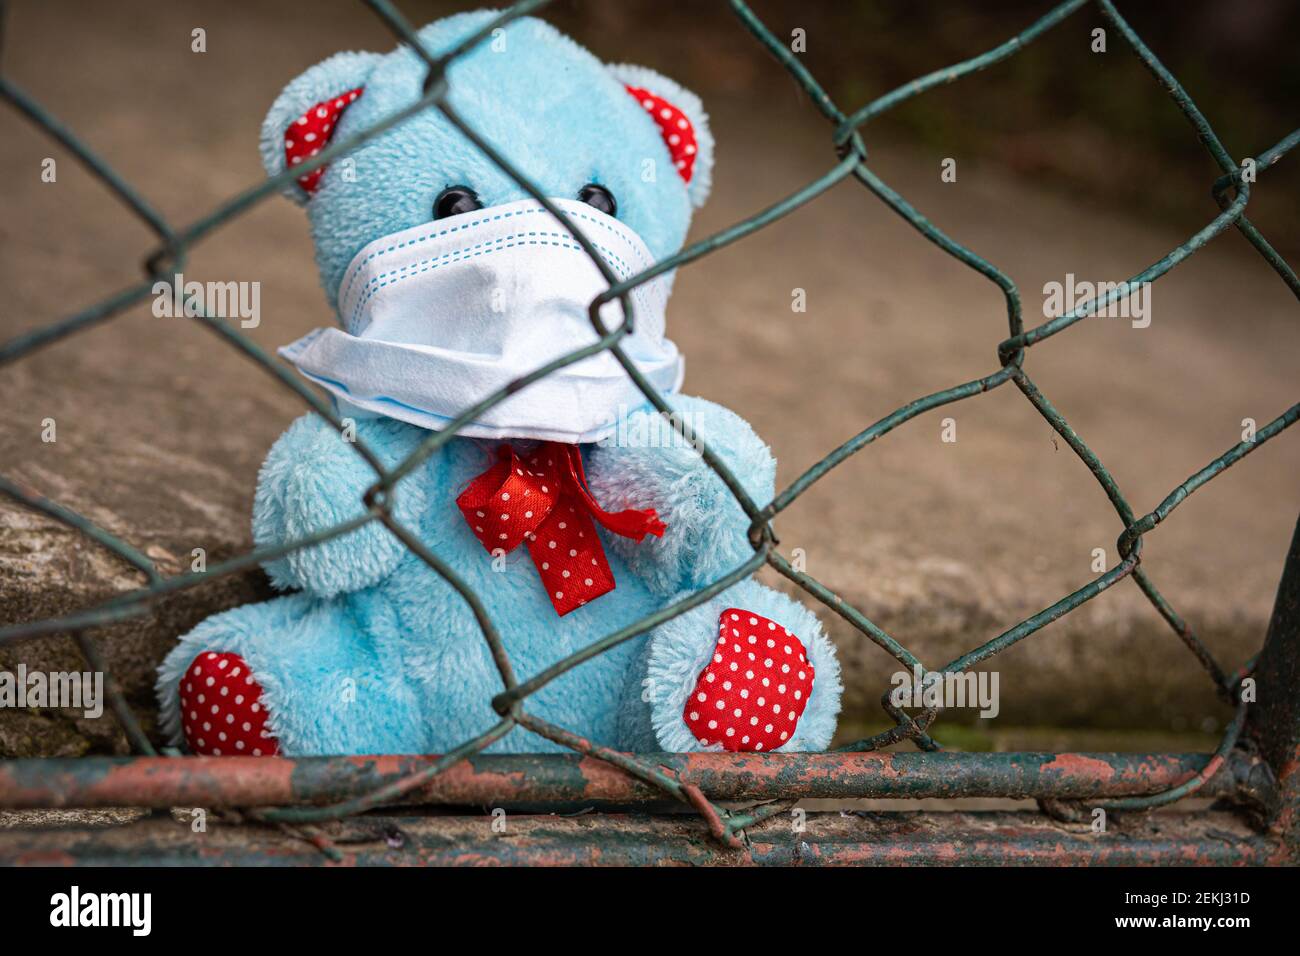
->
[1,0,1297,858]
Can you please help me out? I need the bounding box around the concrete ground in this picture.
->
[1,0,1297,757]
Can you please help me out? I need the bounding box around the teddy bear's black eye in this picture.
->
[433,185,482,219]
[578,183,617,217]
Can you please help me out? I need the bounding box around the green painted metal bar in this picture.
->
[0,751,1262,809]
[256,720,516,824]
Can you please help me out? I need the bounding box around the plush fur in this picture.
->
[157,11,841,755]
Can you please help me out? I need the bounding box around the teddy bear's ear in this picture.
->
[259,51,382,205]
[607,64,714,208]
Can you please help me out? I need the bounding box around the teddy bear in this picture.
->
[156,9,842,757]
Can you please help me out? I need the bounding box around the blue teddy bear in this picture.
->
[156,10,841,757]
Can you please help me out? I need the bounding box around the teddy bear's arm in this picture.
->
[253,413,428,598]
[584,395,776,598]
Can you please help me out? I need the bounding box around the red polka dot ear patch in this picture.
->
[284,87,363,194]
[179,651,280,756]
[683,609,815,752]
[624,85,698,184]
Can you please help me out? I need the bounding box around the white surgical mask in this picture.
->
[279,197,683,444]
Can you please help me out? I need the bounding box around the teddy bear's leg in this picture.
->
[157,591,428,756]
[616,579,842,753]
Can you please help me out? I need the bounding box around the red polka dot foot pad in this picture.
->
[683,608,816,752]
[179,652,280,756]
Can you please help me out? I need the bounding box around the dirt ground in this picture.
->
[1,0,1297,756]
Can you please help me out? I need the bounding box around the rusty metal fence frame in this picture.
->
[1,0,1298,865]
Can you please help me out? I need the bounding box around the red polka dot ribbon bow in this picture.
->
[457,442,666,616]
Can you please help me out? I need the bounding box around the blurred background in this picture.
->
[1,0,1297,758]
[570,0,1300,260]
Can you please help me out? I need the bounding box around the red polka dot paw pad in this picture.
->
[683,609,816,752]
[179,652,280,756]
